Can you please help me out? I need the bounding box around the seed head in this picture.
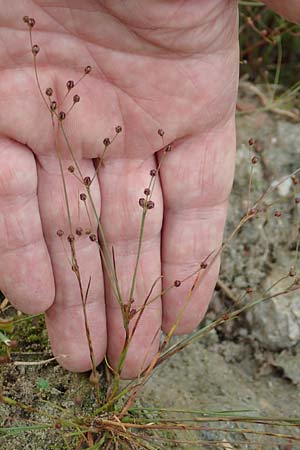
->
[150,169,156,177]
[295,197,300,204]
[45,87,53,97]
[67,234,75,244]
[251,156,259,164]
[274,210,282,218]
[200,262,208,269]
[248,137,255,146]
[76,227,83,236]
[174,280,181,287]
[84,176,91,187]
[80,193,87,201]
[89,233,97,242]
[248,207,257,216]
[115,125,122,134]
[73,94,80,103]
[158,129,165,137]
[89,370,100,385]
[50,101,57,111]
[165,144,172,152]
[246,287,253,294]
[129,308,137,319]
[68,165,75,173]
[28,18,35,28]
[8,339,18,349]
[66,80,75,90]
[103,137,111,146]
[146,200,155,210]
[85,228,91,235]
[139,198,145,208]
[23,16,29,24]
[0,355,10,364]
[32,44,40,56]
[289,266,296,277]
[144,188,151,196]
[56,229,64,237]
[59,111,66,121]
[84,65,92,74]
[292,175,299,185]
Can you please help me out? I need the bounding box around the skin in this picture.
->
[0,0,297,379]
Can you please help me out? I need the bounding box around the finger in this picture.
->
[160,118,236,333]
[0,138,54,313]
[98,157,163,379]
[37,156,106,372]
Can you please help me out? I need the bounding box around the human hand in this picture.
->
[0,0,239,378]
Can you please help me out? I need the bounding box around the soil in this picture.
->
[1,100,300,449]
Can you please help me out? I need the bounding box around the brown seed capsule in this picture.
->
[67,234,75,243]
[150,169,156,177]
[50,101,57,111]
[158,129,165,137]
[129,308,137,319]
[32,44,40,55]
[139,198,145,208]
[115,125,122,133]
[28,18,35,28]
[246,287,253,294]
[174,280,181,287]
[54,422,62,430]
[85,228,91,235]
[59,111,66,121]
[103,137,111,146]
[84,176,91,186]
[68,165,75,173]
[248,207,257,216]
[76,227,83,236]
[84,65,92,74]
[292,175,299,185]
[89,233,97,242]
[45,87,53,97]
[295,197,300,204]
[23,16,30,24]
[289,266,296,277]
[89,370,100,385]
[0,355,10,364]
[251,156,259,164]
[56,229,64,237]
[73,94,80,103]
[8,339,18,348]
[274,210,282,218]
[73,394,83,405]
[146,200,155,210]
[80,193,87,201]
[144,188,151,196]
[66,80,75,90]
[165,144,172,152]
[248,137,255,146]
[200,262,208,269]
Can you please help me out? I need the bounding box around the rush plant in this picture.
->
[1,13,300,450]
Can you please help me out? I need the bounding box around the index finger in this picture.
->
[0,138,55,313]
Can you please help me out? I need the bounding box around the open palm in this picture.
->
[0,0,238,378]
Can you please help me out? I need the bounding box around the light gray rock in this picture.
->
[246,268,300,350]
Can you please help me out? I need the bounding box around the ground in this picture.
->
[1,96,300,449]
